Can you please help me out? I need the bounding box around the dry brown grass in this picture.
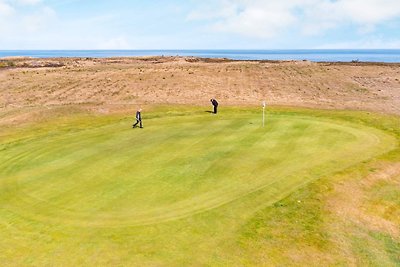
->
[327,162,400,238]
[1,57,399,115]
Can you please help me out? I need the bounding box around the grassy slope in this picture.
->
[0,107,398,266]
[238,110,400,266]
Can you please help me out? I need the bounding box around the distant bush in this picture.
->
[0,61,16,68]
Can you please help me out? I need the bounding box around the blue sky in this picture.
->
[0,0,400,49]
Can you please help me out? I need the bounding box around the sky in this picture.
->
[0,0,400,50]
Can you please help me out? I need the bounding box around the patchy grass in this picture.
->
[238,109,400,266]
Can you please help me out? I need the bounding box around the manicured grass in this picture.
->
[0,107,397,265]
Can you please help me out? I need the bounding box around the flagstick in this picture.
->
[263,107,265,127]
[262,101,266,127]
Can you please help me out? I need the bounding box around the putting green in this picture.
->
[0,108,395,230]
[1,108,398,265]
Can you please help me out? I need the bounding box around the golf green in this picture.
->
[0,108,397,265]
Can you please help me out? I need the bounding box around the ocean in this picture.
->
[1,49,400,63]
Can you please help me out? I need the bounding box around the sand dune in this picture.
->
[1,56,399,115]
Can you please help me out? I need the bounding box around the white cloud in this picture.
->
[188,0,300,38]
[189,0,400,38]
[0,0,56,34]
[0,1,15,33]
[340,0,400,25]
[0,1,14,16]
[215,1,297,38]
[301,0,400,35]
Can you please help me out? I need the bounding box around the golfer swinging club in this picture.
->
[132,108,143,128]
[210,98,219,114]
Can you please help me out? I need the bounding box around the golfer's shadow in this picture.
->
[204,111,214,113]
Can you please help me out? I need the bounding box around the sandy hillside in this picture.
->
[1,56,399,115]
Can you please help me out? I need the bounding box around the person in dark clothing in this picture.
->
[132,108,143,128]
[210,98,218,114]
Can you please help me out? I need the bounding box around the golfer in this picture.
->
[132,108,143,128]
[210,98,219,114]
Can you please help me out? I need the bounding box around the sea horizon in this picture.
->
[1,49,400,63]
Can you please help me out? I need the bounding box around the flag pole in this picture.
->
[262,101,266,127]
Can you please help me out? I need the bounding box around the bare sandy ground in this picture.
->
[0,56,399,115]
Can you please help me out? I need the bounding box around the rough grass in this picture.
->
[238,110,400,266]
[0,107,398,266]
